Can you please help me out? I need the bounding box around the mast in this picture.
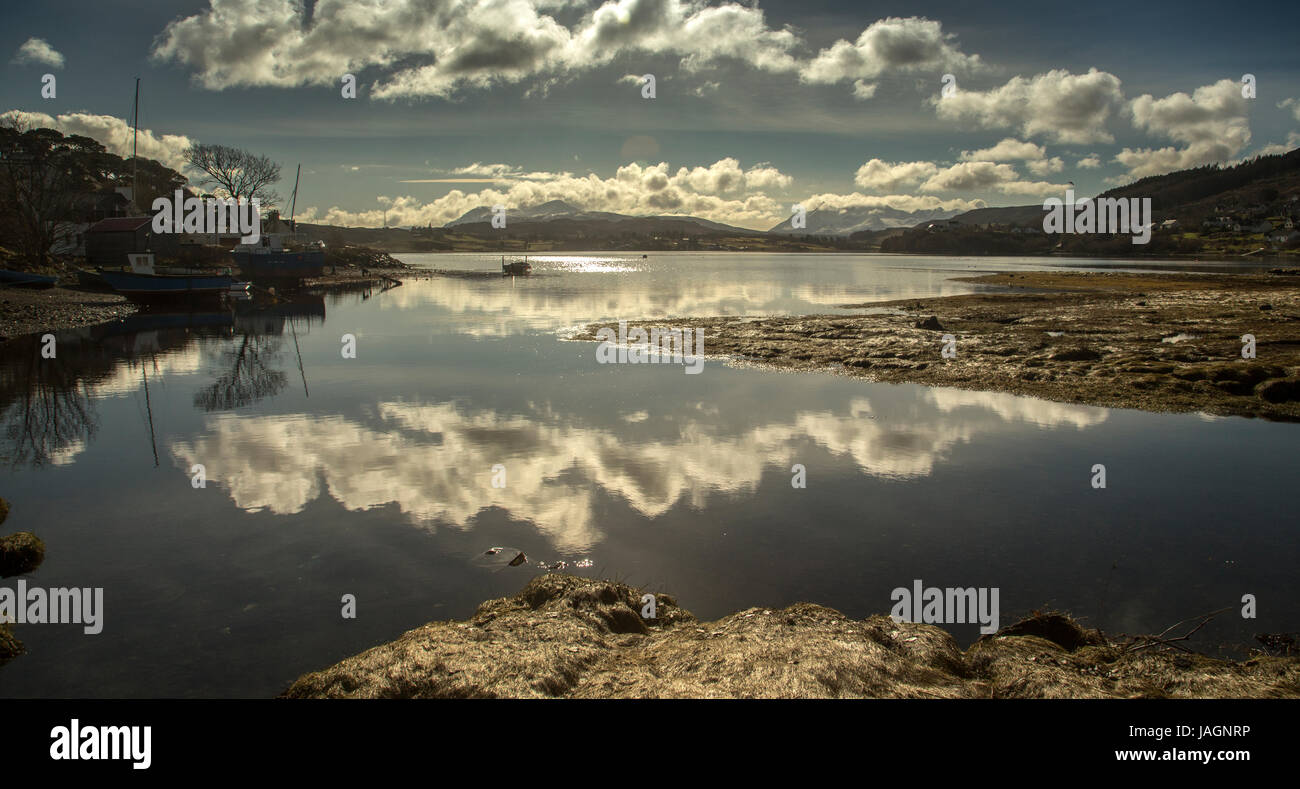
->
[288,163,301,233]
[131,77,140,213]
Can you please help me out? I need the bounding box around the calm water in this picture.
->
[1,252,1295,697]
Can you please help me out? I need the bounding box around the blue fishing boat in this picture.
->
[0,269,58,288]
[100,269,241,300]
[231,242,326,280]
[230,164,328,282]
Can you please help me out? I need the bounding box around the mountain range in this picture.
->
[445,199,964,237]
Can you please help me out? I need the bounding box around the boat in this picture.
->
[501,255,532,275]
[77,268,112,290]
[99,254,241,301]
[231,236,326,281]
[0,269,58,288]
[231,165,327,282]
[100,270,242,300]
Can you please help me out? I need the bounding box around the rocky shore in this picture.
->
[0,286,137,342]
[0,244,413,341]
[0,497,46,666]
[568,270,1300,421]
[282,574,1300,698]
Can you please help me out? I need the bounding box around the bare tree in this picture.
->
[185,143,281,207]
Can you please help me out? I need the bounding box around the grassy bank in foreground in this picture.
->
[282,574,1299,698]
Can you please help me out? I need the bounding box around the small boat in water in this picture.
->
[0,269,58,288]
[501,255,532,275]
[99,254,243,301]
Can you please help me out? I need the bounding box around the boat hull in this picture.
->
[0,269,58,288]
[100,270,237,301]
[232,250,326,280]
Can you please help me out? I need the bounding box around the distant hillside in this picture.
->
[445,200,758,235]
[446,199,628,226]
[947,148,1300,229]
[884,147,1300,258]
[1098,147,1300,222]
[768,204,965,235]
[944,204,1045,227]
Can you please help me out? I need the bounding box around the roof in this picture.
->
[88,216,152,233]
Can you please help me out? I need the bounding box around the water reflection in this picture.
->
[388,253,990,337]
[0,295,327,468]
[0,332,98,468]
[168,390,1107,552]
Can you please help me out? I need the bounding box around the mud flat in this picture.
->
[282,574,1299,698]
[568,270,1300,421]
[0,287,136,342]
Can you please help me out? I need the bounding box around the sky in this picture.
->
[2,0,1298,230]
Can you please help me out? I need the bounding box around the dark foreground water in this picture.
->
[1,253,1295,697]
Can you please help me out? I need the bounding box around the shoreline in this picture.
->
[282,574,1299,698]
[567,270,1300,421]
[0,286,138,342]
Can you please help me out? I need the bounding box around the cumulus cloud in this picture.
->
[1281,98,1300,123]
[853,157,1067,197]
[920,161,1066,196]
[934,68,1125,145]
[1254,131,1300,157]
[151,2,987,101]
[1076,154,1102,168]
[959,137,1063,175]
[1114,79,1251,179]
[799,191,983,214]
[152,0,803,99]
[800,16,980,97]
[0,109,192,171]
[304,157,793,229]
[854,159,940,191]
[12,37,64,68]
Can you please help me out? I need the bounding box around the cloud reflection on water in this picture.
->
[170,390,1106,552]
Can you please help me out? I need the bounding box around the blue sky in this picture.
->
[3,0,1298,229]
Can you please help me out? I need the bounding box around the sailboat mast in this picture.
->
[288,163,301,232]
[131,77,140,212]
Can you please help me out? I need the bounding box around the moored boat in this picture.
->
[99,253,240,302]
[100,269,240,300]
[501,255,532,275]
[0,269,58,288]
[232,245,327,280]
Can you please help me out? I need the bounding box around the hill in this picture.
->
[768,204,966,235]
[884,147,1300,257]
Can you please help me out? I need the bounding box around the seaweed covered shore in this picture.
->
[282,574,1300,699]
[567,270,1300,421]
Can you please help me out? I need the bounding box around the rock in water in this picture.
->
[0,531,46,578]
[915,315,944,331]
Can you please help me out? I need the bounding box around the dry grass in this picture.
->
[281,575,1300,699]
